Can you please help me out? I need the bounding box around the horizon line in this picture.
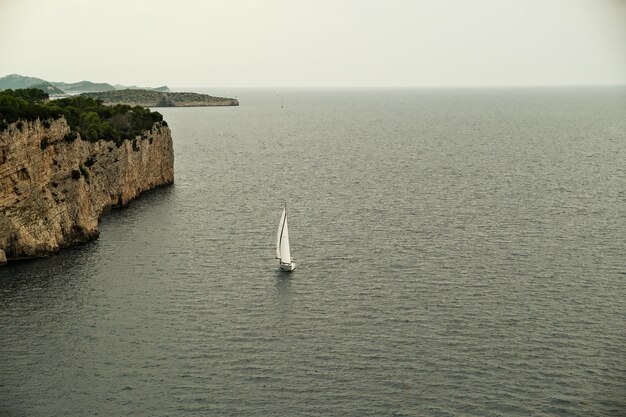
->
[171,83,626,90]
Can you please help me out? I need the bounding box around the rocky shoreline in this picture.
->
[0,118,174,265]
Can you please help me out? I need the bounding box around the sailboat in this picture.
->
[276,203,296,271]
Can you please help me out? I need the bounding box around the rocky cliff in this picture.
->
[0,118,174,265]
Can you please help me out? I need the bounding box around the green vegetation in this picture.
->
[0,88,166,145]
[79,164,90,182]
[30,82,65,95]
[52,81,116,93]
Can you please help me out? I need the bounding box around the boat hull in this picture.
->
[280,262,296,272]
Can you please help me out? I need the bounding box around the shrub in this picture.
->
[79,164,90,180]
[0,88,164,144]
[64,131,79,142]
[84,157,96,167]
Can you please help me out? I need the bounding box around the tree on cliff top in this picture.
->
[0,88,165,144]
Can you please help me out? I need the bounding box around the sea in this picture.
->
[1,87,625,417]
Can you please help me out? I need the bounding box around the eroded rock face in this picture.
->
[0,118,174,263]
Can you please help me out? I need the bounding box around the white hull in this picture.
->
[279,261,296,272]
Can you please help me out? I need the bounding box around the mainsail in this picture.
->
[276,207,292,263]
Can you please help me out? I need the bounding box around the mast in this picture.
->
[276,207,285,259]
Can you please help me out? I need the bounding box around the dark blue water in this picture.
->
[1,87,625,416]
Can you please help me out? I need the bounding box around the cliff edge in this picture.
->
[0,118,174,264]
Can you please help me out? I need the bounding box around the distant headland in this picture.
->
[82,90,239,107]
[0,74,238,107]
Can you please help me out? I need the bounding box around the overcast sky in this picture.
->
[0,0,624,88]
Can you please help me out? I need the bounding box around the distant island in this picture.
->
[0,74,169,96]
[82,90,239,107]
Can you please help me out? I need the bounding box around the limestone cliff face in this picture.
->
[0,118,174,264]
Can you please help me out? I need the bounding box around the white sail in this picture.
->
[276,208,285,259]
[279,214,291,263]
[276,204,296,271]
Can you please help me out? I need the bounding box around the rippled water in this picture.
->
[1,87,625,416]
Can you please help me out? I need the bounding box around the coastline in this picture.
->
[0,118,174,265]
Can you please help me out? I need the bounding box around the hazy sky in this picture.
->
[1,0,625,88]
